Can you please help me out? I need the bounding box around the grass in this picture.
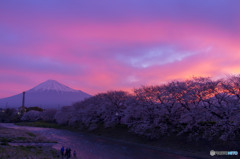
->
[15,137,27,141]
[1,124,57,143]
[1,141,9,146]
[16,121,67,129]
[26,132,36,137]
[0,145,60,159]
[0,138,13,143]
[0,126,60,159]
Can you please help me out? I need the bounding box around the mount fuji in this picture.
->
[0,80,91,108]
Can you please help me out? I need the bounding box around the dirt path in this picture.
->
[0,123,197,159]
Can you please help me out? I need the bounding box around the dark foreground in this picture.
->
[0,123,198,159]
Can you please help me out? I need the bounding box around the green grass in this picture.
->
[0,126,60,159]
[16,121,67,129]
[16,121,78,132]
[0,137,13,143]
[0,145,60,159]
[18,145,36,151]
[1,142,9,146]
[26,132,36,137]
[16,137,27,141]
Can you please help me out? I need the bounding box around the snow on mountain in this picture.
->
[0,80,91,108]
[29,80,78,93]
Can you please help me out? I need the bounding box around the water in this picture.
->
[0,123,196,159]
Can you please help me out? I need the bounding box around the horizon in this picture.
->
[0,0,240,98]
[0,75,233,99]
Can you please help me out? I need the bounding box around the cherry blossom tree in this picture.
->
[21,110,42,121]
[54,75,240,141]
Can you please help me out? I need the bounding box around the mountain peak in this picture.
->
[45,79,58,83]
[29,80,77,93]
[0,80,91,108]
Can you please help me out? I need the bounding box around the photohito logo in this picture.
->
[210,150,238,156]
[210,150,215,156]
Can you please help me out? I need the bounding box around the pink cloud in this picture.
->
[0,1,240,98]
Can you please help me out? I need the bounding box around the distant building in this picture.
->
[0,108,4,113]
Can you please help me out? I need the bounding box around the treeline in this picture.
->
[55,76,240,141]
[2,75,240,141]
[0,108,56,123]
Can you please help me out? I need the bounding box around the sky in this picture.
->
[0,0,240,98]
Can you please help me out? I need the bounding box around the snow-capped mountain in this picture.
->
[29,80,78,93]
[0,80,91,108]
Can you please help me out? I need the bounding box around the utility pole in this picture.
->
[22,91,25,107]
[20,91,26,113]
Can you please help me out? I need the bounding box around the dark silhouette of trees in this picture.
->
[8,75,240,141]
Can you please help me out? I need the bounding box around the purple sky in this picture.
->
[0,0,240,97]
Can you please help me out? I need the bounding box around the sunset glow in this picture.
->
[0,0,240,98]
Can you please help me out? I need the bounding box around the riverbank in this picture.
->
[15,121,230,159]
[0,125,59,159]
[2,123,195,159]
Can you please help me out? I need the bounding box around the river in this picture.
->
[0,123,197,159]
